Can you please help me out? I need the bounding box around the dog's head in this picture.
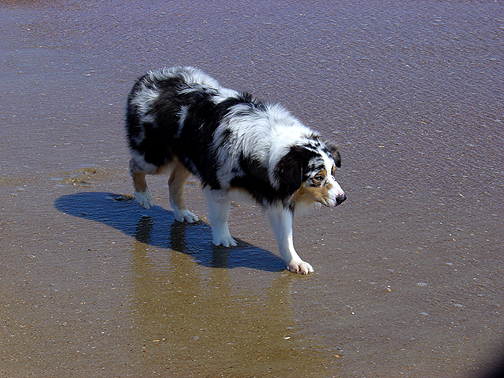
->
[276,137,346,208]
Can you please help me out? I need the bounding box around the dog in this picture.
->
[126,66,346,274]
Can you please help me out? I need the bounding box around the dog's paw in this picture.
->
[288,261,314,274]
[134,190,153,209]
[174,209,199,223]
[212,235,237,248]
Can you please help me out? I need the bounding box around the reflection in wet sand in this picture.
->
[128,215,338,376]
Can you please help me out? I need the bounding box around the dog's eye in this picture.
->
[312,175,325,184]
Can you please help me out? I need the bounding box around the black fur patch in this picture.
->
[275,146,318,197]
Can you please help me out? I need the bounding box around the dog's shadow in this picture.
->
[54,192,285,272]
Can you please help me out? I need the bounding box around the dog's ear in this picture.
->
[275,146,305,196]
[326,142,341,168]
[334,150,342,168]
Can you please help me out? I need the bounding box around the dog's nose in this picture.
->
[335,193,346,206]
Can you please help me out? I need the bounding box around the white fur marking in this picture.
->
[170,198,199,223]
[204,188,237,247]
[213,103,314,190]
[129,150,162,174]
[175,105,189,138]
[321,152,345,206]
[266,204,314,274]
[134,189,153,209]
[173,207,199,223]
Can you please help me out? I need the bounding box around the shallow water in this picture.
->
[1,0,503,377]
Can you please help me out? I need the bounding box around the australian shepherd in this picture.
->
[126,66,346,274]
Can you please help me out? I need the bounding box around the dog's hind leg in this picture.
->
[169,162,199,223]
[130,159,153,209]
[204,188,237,247]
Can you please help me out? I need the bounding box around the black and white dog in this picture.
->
[126,67,346,274]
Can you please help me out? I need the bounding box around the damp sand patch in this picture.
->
[50,167,100,187]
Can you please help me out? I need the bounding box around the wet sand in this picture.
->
[1,0,503,377]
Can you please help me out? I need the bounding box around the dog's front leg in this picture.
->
[266,205,314,274]
[204,188,237,247]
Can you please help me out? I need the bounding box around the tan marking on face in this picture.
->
[312,169,327,185]
[331,164,336,176]
[293,169,334,206]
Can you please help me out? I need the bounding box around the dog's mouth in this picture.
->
[330,193,346,207]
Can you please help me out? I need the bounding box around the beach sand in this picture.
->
[1,0,503,376]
